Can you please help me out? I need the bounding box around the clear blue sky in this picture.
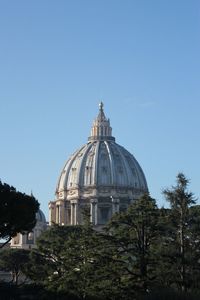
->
[0,1,199,218]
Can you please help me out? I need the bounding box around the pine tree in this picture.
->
[26,218,107,299]
[105,193,159,297]
[0,181,39,248]
[162,173,196,292]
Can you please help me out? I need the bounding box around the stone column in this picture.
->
[74,203,77,225]
[56,205,60,224]
[71,200,78,225]
[90,199,98,225]
[48,201,56,226]
[70,203,74,225]
[59,204,62,225]
[65,202,71,225]
[95,202,98,225]
[111,197,120,215]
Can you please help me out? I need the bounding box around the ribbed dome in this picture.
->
[36,209,46,223]
[57,141,147,191]
[56,103,148,196]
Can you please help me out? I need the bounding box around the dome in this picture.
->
[36,209,46,223]
[49,102,148,227]
[56,102,147,195]
[57,139,147,193]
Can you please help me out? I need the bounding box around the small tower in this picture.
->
[89,102,114,141]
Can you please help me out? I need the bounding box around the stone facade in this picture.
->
[49,102,148,228]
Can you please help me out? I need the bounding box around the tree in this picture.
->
[162,173,197,292]
[26,222,107,299]
[105,194,160,297]
[186,205,200,290]
[0,181,39,248]
[0,248,30,285]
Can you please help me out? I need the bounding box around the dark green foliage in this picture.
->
[105,193,160,297]
[0,181,39,247]
[161,173,198,292]
[140,288,200,300]
[0,248,30,285]
[25,222,107,299]
[0,282,86,300]
[6,173,200,299]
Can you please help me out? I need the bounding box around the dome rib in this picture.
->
[78,143,93,187]
[65,145,86,189]
[115,143,131,186]
[56,150,77,193]
[93,141,100,185]
[104,141,115,185]
[122,146,147,190]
